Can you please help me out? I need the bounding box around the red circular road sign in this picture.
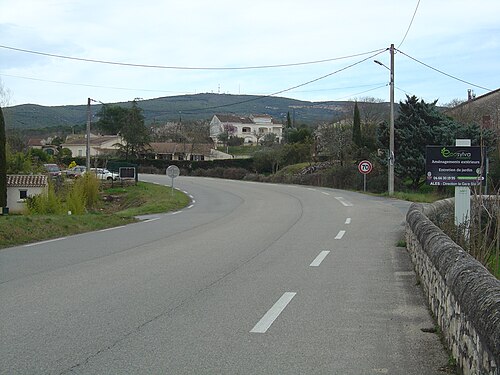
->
[358,160,373,175]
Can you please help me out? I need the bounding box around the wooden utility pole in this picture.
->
[86,98,91,170]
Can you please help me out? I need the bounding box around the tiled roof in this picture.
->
[7,175,48,187]
[62,136,122,146]
[215,114,254,124]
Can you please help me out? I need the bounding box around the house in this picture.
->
[209,114,283,145]
[445,88,500,131]
[27,138,58,155]
[142,142,231,161]
[6,175,49,214]
[61,134,124,157]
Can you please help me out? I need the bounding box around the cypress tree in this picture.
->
[0,106,7,210]
[352,102,362,147]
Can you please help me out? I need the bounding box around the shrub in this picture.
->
[80,173,100,209]
[222,168,247,180]
[66,178,87,215]
[26,183,64,214]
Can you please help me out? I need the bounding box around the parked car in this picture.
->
[87,168,120,181]
[64,165,87,178]
[43,163,61,178]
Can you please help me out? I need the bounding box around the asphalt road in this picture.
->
[0,175,449,374]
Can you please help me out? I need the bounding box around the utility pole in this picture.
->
[389,43,395,196]
[86,97,91,170]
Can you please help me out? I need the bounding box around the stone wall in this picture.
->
[406,201,500,375]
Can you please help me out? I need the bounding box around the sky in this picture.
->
[0,0,499,108]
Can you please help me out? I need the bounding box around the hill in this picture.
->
[3,93,390,129]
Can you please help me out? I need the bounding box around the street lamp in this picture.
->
[374,44,395,196]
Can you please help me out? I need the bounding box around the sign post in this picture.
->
[166,165,180,195]
[358,160,373,192]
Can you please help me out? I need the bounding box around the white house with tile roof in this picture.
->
[209,114,283,145]
[6,175,49,213]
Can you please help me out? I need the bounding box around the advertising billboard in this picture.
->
[426,146,486,186]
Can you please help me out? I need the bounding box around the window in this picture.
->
[242,127,251,133]
[78,149,83,157]
[19,190,28,200]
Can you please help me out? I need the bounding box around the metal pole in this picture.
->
[389,44,395,196]
[86,98,91,170]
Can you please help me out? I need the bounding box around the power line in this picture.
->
[0,44,386,70]
[397,48,492,91]
[398,0,421,49]
[333,84,388,101]
[0,72,192,94]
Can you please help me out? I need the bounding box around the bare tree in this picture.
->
[316,122,353,166]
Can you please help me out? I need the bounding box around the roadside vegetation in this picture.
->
[0,180,190,249]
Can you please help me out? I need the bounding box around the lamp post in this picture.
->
[374,44,395,196]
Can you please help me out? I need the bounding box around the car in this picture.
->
[87,168,120,181]
[43,164,62,178]
[64,165,87,178]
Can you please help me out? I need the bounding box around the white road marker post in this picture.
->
[455,139,471,240]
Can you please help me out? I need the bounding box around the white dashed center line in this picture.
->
[310,251,330,267]
[250,292,296,333]
[335,230,346,240]
[345,218,351,224]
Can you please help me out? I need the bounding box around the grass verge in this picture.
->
[0,182,190,249]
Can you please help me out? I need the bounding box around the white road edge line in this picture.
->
[99,226,125,232]
[335,197,353,207]
[250,292,297,333]
[310,251,330,267]
[321,191,330,196]
[335,230,346,240]
[187,205,194,209]
[24,237,66,247]
[345,218,351,224]
[144,218,161,223]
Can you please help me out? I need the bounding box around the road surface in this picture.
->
[0,175,449,374]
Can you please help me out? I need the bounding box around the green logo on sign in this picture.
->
[440,147,471,159]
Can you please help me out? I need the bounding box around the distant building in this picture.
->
[141,142,231,161]
[209,114,283,145]
[61,134,124,157]
[6,175,49,213]
[27,138,58,155]
[445,88,499,131]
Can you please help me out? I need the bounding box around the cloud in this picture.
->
[1,0,499,106]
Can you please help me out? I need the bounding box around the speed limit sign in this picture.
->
[358,160,373,175]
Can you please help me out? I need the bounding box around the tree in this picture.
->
[118,101,151,160]
[352,102,362,148]
[286,112,292,128]
[260,132,278,147]
[286,126,313,144]
[316,122,353,166]
[95,105,129,135]
[378,95,492,190]
[0,106,6,210]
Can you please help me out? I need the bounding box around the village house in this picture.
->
[445,88,500,131]
[6,175,49,214]
[61,134,124,157]
[27,138,58,155]
[209,114,283,145]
